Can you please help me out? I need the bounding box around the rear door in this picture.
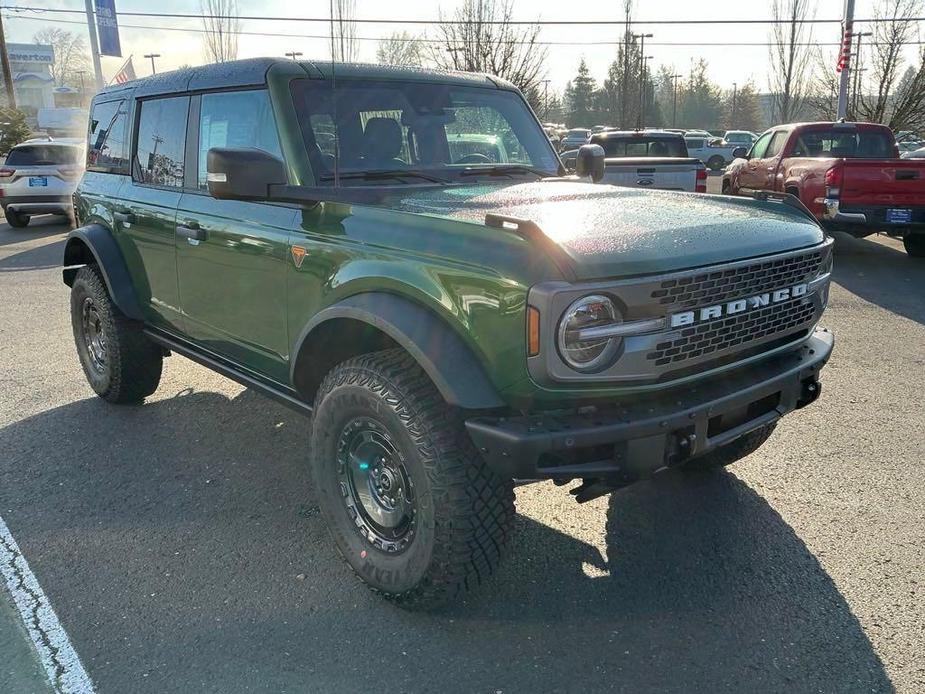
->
[175,89,296,383]
[117,95,190,330]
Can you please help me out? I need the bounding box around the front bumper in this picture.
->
[466,329,834,480]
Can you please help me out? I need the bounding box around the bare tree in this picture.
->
[805,44,841,120]
[768,0,815,123]
[376,31,426,67]
[201,0,240,63]
[32,28,90,86]
[331,0,358,62]
[857,0,924,128]
[431,0,548,102]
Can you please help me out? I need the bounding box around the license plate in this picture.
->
[28,177,47,187]
[886,208,912,224]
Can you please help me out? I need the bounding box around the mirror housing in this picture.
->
[575,144,605,182]
[732,146,749,160]
[206,147,287,201]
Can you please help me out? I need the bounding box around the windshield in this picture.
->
[6,144,82,166]
[290,79,559,185]
[596,137,686,157]
[792,129,894,158]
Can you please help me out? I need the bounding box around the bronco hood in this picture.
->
[389,181,825,280]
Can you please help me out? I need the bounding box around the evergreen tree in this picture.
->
[678,59,724,130]
[564,59,597,126]
[724,80,763,132]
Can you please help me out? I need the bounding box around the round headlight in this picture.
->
[557,294,621,372]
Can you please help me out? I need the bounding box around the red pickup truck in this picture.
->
[723,122,925,257]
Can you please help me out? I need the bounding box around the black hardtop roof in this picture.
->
[94,58,512,102]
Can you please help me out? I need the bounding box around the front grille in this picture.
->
[651,249,826,312]
[647,297,816,367]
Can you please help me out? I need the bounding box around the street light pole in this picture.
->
[640,55,653,128]
[0,9,16,108]
[83,0,104,89]
[670,73,681,128]
[632,33,653,129]
[143,53,161,75]
[731,82,738,127]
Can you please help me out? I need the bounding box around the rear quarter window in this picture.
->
[87,99,130,174]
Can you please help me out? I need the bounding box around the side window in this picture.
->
[134,96,189,187]
[765,131,789,158]
[87,99,129,174]
[750,132,773,159]
[197,90,284,190]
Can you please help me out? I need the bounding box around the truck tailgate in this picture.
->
[841,159,925,207]
[600,157,701,192]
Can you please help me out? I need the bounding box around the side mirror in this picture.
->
[575,144,605,182]
[732,146,749,160]
[206,147,287,201]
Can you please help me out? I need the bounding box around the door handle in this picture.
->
[114,211,135,227]
[176,223,207,242]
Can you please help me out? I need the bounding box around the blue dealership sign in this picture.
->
[94,0,122,57]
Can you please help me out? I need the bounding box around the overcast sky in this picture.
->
[4,0,921,91]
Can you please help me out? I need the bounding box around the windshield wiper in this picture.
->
[319,170,448,184]
[459,164,551,178]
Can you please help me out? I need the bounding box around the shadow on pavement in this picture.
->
[0,216,70,247]
[830,232,925,326]
[0,388,892,693]
[0,239,65,272]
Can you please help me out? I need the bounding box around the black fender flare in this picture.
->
[293,293,506,410]
[62,224,144,320]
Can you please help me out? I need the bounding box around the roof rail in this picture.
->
[484,213,576,281]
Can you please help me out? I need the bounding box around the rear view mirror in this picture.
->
[575,144,605,182]
[732,146,749,160]
[207,148,287,201]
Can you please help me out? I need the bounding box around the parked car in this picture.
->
[901,146,925,159]
[683,129,712,138]
[684,135,739,170]
[723,121,925,256]
[563,130,706,192]
[0,138,84,227]
[64,58,834,608]
[723,130,758,147]
[559,127,590,152]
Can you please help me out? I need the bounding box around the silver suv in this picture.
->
[0,139,84,227]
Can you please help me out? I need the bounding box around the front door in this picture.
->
[175,90,295,384]
[735,131,774,192]
[117,95,190,330]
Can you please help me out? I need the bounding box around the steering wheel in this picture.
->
[455,153,493,164]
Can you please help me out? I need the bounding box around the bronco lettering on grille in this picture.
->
[669,282,808,329]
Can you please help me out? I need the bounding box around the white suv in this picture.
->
[0,139,84,228]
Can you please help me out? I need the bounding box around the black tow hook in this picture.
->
[796,378,822,409]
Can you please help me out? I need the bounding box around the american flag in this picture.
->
[112,56,136,85]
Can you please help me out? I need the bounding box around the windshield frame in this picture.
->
[289,77,562,187]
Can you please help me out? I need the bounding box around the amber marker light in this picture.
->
[527,306,541,357]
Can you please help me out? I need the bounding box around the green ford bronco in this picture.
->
[64,59,834,608]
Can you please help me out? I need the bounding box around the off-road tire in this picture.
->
[707,155,725,171]
[5,209,30,228]
[70,265,162,404]
[682,422,777,471]
[903,234,925,258]
[309,348,515,610]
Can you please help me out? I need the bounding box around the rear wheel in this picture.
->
[5,209,30,228]
[682,423,777,471]
[903,234,925,258]
[70,265,163,403]
[309,348,514,609]
[707,155,725,171]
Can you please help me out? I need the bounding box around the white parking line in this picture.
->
[0,514,95,694]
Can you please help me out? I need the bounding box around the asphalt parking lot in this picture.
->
[0,210,923,693]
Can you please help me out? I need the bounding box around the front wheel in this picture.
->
[707,155,725,171]
[903,234,925,258]
[309,349,514,609]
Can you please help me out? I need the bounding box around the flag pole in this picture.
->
[84,0,104,89]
